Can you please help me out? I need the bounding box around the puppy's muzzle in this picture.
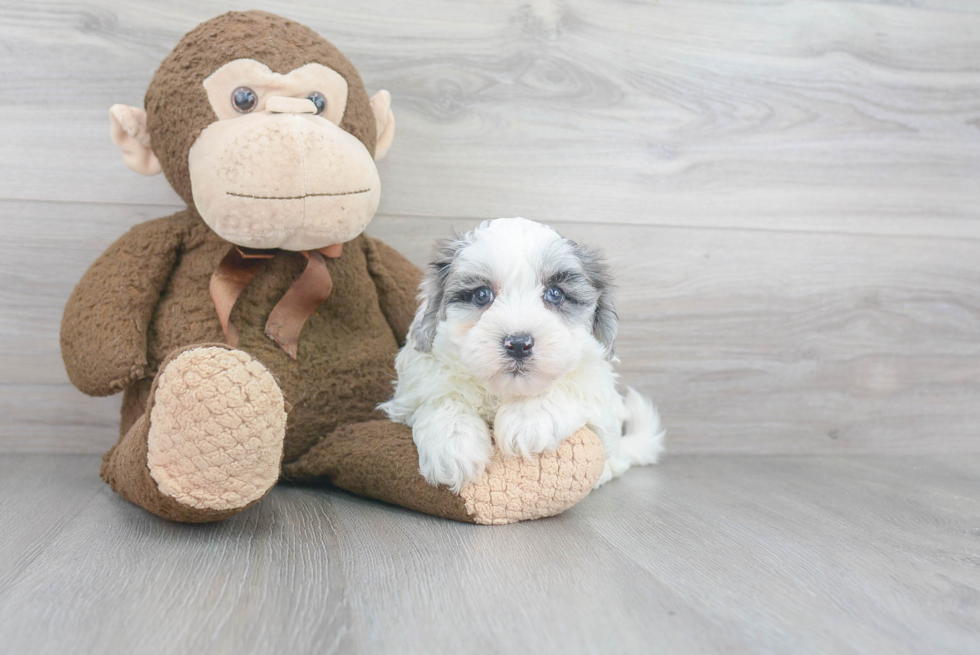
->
[503,334,534,360]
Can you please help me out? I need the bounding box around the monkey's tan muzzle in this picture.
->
[188,110,381,251]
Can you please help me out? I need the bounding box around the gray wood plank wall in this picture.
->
[1,0,978,455]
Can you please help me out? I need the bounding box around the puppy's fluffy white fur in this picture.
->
[380,217,665,492]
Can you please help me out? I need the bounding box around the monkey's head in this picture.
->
[109,11,394,251]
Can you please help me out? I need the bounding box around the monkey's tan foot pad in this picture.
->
[146,347,287,512]
[459,428,606,525]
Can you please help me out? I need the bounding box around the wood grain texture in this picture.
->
[0,453,977,654]
[1,0,979,454]
[1,0,979,235]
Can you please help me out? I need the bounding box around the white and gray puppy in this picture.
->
[380,217,665,492]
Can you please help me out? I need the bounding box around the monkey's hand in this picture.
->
[61,215,184,396]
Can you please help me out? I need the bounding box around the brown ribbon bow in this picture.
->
[209,243,344,359]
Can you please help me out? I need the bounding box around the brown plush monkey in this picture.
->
[61,11,605,525]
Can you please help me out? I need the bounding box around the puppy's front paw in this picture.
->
[494,402,576,459]
[413,412,492,494]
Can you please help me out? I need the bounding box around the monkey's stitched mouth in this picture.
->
[226,188,371,200]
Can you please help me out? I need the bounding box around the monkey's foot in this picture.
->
[146,346,287,512]
[459,428,606,525]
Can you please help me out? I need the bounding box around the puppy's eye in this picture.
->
[544,286,565,305]
[232,87,257,113]
[472,286,494,307]
[307,92,327,115]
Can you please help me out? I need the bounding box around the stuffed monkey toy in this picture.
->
[61,11,605,525]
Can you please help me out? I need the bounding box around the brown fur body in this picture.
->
[100,210,419,465]
[61,10,416,468]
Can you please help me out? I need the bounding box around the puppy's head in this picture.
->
[410,217,617,396]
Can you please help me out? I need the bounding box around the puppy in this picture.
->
[380,217,665,492]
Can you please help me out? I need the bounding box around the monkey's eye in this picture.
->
[544,286,565,305]
[307,92,327,115]
[231,87,257,113]
[472,286,494,307]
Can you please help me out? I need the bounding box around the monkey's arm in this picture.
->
[61,216,184,396]
[362,235,423,347]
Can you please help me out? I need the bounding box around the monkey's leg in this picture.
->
[100,345,286,523]
[283,421,606,525]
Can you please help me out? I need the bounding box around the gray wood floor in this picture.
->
[1,2,979,653]
[0,453,977,655]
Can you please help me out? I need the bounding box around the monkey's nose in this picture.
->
[266,96,317,114]
[503,334,534,359]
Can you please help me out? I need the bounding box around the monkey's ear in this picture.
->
[109,104,162,176]
[369,90,395,161]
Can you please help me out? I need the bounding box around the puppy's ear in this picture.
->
[410,236,461,352]
[576,244,619,359]
[594,284,619,359]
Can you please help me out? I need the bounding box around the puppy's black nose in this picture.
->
[503,334,534,359]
